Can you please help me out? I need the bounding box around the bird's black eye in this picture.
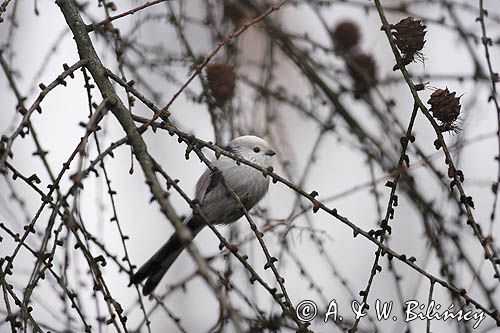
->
[253,147,261,153]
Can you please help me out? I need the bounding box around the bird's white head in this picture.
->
[226,135,276,168]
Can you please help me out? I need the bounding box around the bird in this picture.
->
[131,135,276,295]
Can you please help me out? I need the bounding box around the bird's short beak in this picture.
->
[265,149,276,156]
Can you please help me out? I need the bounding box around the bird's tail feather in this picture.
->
[131,216,205,295]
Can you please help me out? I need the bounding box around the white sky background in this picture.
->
[1,0,500,332]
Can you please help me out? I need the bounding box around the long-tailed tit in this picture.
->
[131,135,276,295]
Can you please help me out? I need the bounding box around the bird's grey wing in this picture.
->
[195,167,223,202]
[195,165,238,222]
[195,160,268,224]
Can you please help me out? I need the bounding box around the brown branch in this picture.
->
[86,0,169,32]
[371,0,500,284]
[55,0,233,324]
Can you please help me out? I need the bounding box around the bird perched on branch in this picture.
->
[131,135,276,295]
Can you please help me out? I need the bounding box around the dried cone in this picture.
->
[391,17,426,62]
[332,20,361,53]
[346,53,377,95]
[223,1,246,27]
[427,88,461,124]
[206,62,236,107]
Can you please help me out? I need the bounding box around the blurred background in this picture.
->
[1,0,500,332]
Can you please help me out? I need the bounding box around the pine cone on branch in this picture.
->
[427,88,462,131]
[206,62,236,107]
[346,52,377,96]
[391,17,427,62]
[332,20,361,53]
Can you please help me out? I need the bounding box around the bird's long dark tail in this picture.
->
[131,216,205,295]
